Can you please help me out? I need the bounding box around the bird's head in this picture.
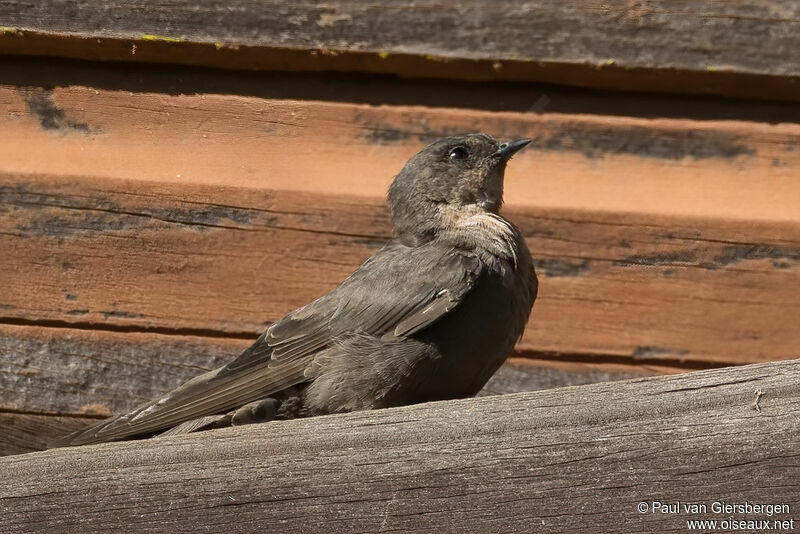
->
[388,133,530,244]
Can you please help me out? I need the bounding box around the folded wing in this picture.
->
[59,243,482,446]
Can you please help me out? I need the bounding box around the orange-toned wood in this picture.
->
[2,86,799,221]
[1,86,799,364]
[1,0,797,470]
[2,174,798,365]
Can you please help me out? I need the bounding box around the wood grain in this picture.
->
[1,1,800,100]
[0,413,95,457]
[477,357,676,397]
[2,172,799,365]
[1,84,798,365]
[1,321,668,418]
[5,55,800,124]
[1,359,797,533]
[2,85,799,222]
[0,324,248,417]
[0,324,671,456]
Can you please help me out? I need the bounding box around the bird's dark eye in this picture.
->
[448,146,469,161]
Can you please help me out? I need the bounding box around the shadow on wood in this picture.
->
[2,359,798,533]
[2,1,800,101]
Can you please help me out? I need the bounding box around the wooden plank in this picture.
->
[1,359,797,533]
[2,85,799,364]
[0,355,662,456]
[0,324,248,417]
[0,355,666,457]
[2,85,799,222]
[5,56,800,125]
[477,357,676,397]
[2,172,799,364]
[0,324,672,456]
[1,1,800,101]
[0,323,669,417]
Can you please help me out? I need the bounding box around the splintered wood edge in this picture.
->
[0,359,797,533]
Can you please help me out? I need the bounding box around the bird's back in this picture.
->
[301,214,537,414]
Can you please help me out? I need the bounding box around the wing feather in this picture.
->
[58,244,482,446]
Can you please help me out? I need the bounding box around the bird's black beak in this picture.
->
[491,138,531,161]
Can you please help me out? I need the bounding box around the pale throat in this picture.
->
[438,204,521,268]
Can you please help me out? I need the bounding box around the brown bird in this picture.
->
[59,133,537,446]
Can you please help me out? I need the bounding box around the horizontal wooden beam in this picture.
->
[1,323,673,417]
[0,323,675,456]
[1,83,799,364]
[2,85,798,221]
[3,173,799,365]
[2,359,797,533]
[5,56,800,124]
[1,1,800,101]
[0,324,247,417]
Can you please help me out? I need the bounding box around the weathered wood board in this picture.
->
[1,323,675,418]
[0,323,675,456]
[1,359,797,533]
[0,325,248,418]
[0,5,798,528]
[5,56,800,123]
[1,1,800,100]
[2,85,799,222]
